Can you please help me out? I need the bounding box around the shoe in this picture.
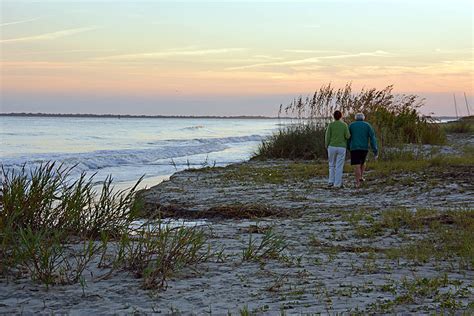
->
[327,183,334,187]
[360,178,366,182]
[333,184,344,189]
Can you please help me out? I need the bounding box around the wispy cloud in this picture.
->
[320,50,392,60]
[226,50,393,70]
[284,49,349,54]
[0,17,43,27]
[95,48,246,61]
[17,49,117,56]
[0,27,96,44]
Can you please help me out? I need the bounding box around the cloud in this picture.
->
[329,59,474,78]
[95,48,247,61]
[0,17,43,27]
[226,50,393,70]
[320,50,393,60]
[17,49,117,56]
[284,49,349,54]
[0,27,96,43]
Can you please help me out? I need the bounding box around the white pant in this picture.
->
[328,146,346,187]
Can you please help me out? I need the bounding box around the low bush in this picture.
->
[255,123,325,160]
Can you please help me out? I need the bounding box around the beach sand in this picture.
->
[1,135,473,314]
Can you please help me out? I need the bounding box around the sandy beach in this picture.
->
[1,134,473,315]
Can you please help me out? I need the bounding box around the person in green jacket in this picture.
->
[325,110,350,188]
[348,113,378,188]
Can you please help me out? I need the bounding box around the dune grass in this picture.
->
[255,83,445,160]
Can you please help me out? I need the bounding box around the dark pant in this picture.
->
[350,150,368,165]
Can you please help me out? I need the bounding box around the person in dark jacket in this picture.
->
[348,113,378,188]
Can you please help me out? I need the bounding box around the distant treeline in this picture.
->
[0,112,459,121]
[0,112,283,119]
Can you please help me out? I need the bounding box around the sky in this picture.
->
[0,0,473,116]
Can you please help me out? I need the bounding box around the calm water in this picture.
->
[0,116,281,188]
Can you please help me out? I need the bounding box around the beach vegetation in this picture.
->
[145,202,293,220]
[256,123,326,160]
[346,207,474,268]
[110,222,211,289]
[242,228,287,262]
[368,275,468,313]
[443,116,474,134]
[0,162,214,290]
[1,162,142,238]
[17,227,98,288]
[255,83,445,160]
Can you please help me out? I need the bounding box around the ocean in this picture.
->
[0,116,280,189]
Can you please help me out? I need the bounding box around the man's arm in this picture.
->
[368,124,378,156]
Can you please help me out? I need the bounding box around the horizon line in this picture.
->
[0,112,462,119]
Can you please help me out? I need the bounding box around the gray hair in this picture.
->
[355,113,365,121]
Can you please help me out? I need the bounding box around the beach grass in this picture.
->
[255,83,446,160]
[1,162,142,238]
[111,222,211,289]
[0,162,213,289]
[242,228,287,262]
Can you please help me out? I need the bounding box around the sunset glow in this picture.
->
[1,0,473,116]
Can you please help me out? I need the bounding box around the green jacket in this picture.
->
[348,121,378,155]
[325,120,350,148]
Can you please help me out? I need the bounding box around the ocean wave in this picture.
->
[1,134,263,174]
[146,134,263,146]
[180,125,205,130]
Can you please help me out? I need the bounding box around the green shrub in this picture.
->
[255,123,326,160]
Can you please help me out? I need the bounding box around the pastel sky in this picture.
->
[0,0,473,116]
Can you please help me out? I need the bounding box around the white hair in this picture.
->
[355,113,365,121]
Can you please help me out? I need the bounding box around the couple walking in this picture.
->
[325,110,378,188]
